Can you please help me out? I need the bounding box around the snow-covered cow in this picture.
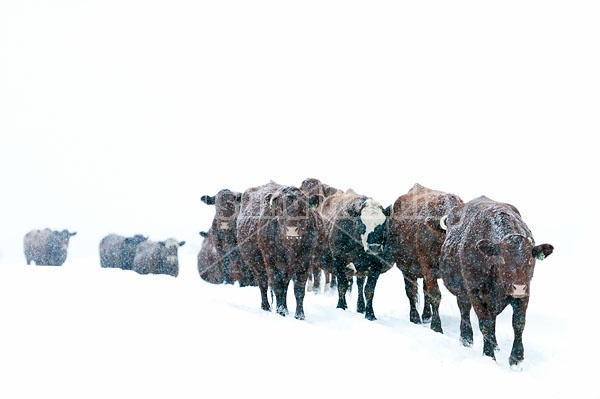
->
[24,228,77,266]
[201,189,254,286]
[440,196,553,368]
[237,182,322,319]
[132,238,186,277]
[388,183,463,331]
[99,233,148,269]
[315,189,392,320]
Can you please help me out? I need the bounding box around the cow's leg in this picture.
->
[330,273,337,289]
[479,318,497,360]
[272,268,289,316]
[423,273,443,333]
[403,273,421,324]
[293,270,308,320]
[356,275,366,314]
[364,272,380,321]
[509,298,528,367]
[313,267,322,294]
[323,271,331,293]
[248,252,270,311]
[457,294,473,347]
[335,259,349,310]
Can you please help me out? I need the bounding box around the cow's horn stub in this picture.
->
[440,215,448,231]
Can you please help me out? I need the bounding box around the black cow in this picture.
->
[132,238,186,277]
[24,228,77,266]
[197,230,225,284]
[201,189,254,286]
[440,196,553,367]
[316,189,392,320]
[237,182,322,319]
[99,233,148,269]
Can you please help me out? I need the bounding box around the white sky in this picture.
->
[1,1,598,263]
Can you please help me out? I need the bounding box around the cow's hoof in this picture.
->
[510,361,524,372]
[460,337,473,347]
[295,313,305,320]
[430,320,443,334]
[365,313,377,321]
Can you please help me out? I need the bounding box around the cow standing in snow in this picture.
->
[439,196,553,367]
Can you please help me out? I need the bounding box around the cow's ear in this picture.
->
[347,204,361,217]
[383,205,391,217]
[476,239,499,256]
[70,231,77,236]
[323,185,337,197]
[308,194,323,209]
[159,241,166,247]
[533,244,553,260]
[201,195,216,205]
[179,241,186,247]
[199,231,208,237]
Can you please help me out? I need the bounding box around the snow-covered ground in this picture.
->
[0,252,590,398]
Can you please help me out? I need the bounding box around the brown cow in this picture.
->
[388,183,463,332]
[197,230,225,284]
[24,228,77,266]
[316,189,392,320]
[299,177,342,294]
[237,182,322,319]
[201,189,254,286]
[439,196,553,367]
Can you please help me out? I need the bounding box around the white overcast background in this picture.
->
[0,1,598,396]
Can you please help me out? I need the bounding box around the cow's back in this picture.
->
[441,196,531,294]
[390,184,463,275]
[237,182,283,256]
[99,234,124,268]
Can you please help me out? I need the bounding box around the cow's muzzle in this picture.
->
[509,284,528,298]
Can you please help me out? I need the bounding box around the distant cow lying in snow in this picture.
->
[132,238,186,277]
[99,233,148,270]
[24,228,77,266]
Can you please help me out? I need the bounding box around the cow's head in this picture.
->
[268,186,321,238]
[476,234,554,298]
[300,177,340,199]
[425,193,464,238]
[202,189,242,229]
[53,230,77,249]
[162,238,186,265]
[348,198,389,255]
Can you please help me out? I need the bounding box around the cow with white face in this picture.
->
[317,189,393,320]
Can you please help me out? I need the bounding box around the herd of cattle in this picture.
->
[22,177,553,368]
[23,229,186,277]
